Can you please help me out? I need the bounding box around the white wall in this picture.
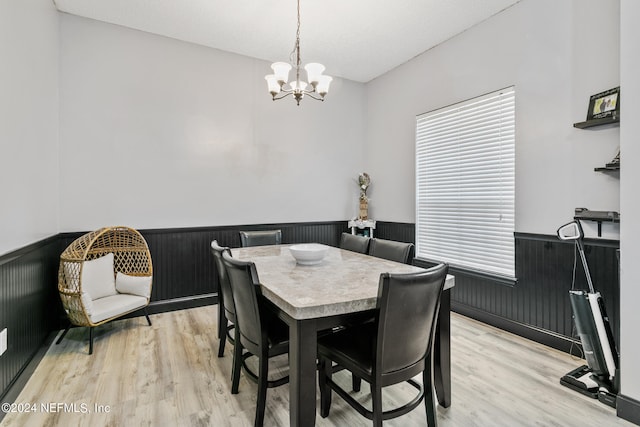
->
[58,14,366,232]
[365,0,620,238]
[0,0,59,256]
[619,0,640,407]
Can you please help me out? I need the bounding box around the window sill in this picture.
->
[413,258,517,287]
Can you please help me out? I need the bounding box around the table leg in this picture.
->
[289,318,318,427]
[433,289,451,408]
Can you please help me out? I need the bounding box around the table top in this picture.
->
[231,244,455,320]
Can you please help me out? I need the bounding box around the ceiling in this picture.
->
[53,0,521,83]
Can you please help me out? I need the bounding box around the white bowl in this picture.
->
[289,244,329,265]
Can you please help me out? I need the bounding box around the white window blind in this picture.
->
[416,87,515,278]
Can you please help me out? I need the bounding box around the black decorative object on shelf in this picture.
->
[574,86,620,129]
[586,87,620,121]
[573,88,621,174]
[606,150,620,168]
[594,150,620,173]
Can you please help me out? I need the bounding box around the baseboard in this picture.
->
[146,293,218,314]
[618,394,640,425]
[452,301,580,355]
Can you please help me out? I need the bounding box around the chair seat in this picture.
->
[241,313,290,388]
[262,304,289,351]
[318,321,376,378]
[90,294,148,323]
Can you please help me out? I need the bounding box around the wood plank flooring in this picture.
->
[1,306,633,427]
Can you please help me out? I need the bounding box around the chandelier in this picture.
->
[264,0,332,105]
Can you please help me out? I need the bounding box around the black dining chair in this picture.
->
[347,237,414,392]
[318,263,449,427]
[239,230,282,247]
[221,251,289,427]
[339,232,370,253]
[210,241,243,386]
[368,238,415,264]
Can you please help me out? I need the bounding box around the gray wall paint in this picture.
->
[364,0,620,239]
[58,14,366,232]
[620,0,640,404]
[0,0,59,255]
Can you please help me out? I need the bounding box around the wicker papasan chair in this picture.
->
[57,226,153,354]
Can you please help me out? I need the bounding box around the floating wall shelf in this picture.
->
[594,165,620,172]
[573,116,619,129]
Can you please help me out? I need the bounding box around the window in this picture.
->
[415,87,515,279]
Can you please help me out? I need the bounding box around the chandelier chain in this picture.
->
[264,0,331,105]
[289,0,302,83]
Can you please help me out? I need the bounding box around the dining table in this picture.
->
[232,244,455,427]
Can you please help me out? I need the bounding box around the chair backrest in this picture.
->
[239,230,282,247]
[375,263,448,377]
[339,232,370,254]
[368,238,415,264]
[210,240,235,320]
[221,251,264,354]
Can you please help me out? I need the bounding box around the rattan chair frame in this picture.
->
[57,226,153,329]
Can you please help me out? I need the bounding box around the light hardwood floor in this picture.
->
[1,306,633,427]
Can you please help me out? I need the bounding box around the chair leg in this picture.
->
[144,307,152,326]
[231,326,242,394]
[88,327,94,355]
[424,359,438,427]
[319,357,333,418]
[218,306,227,357]
[56,324,71,345]
[254,351,269,427]
[218,325,227,357]
[352,374,362,392]
[372,384,383,427]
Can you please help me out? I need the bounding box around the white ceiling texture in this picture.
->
[53,0,521,83]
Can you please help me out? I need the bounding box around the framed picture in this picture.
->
[586,86,620,121]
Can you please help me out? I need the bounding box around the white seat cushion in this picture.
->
[82,253,117,300]
[90,294,148,323]
[116,272,152,299]
[80,292,94,317]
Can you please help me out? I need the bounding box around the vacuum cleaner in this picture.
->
[556,220,619,408]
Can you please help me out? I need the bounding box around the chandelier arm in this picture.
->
[272,91,293,101]
[302,91,324,101]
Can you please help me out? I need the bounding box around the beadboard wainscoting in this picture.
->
[409,229,620,355]
[0,237,62,405]
[0,221,348,407]
[0,220,621,416]
[58,221,348,316]
[449,233,619,354]
[376,222,620,355]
